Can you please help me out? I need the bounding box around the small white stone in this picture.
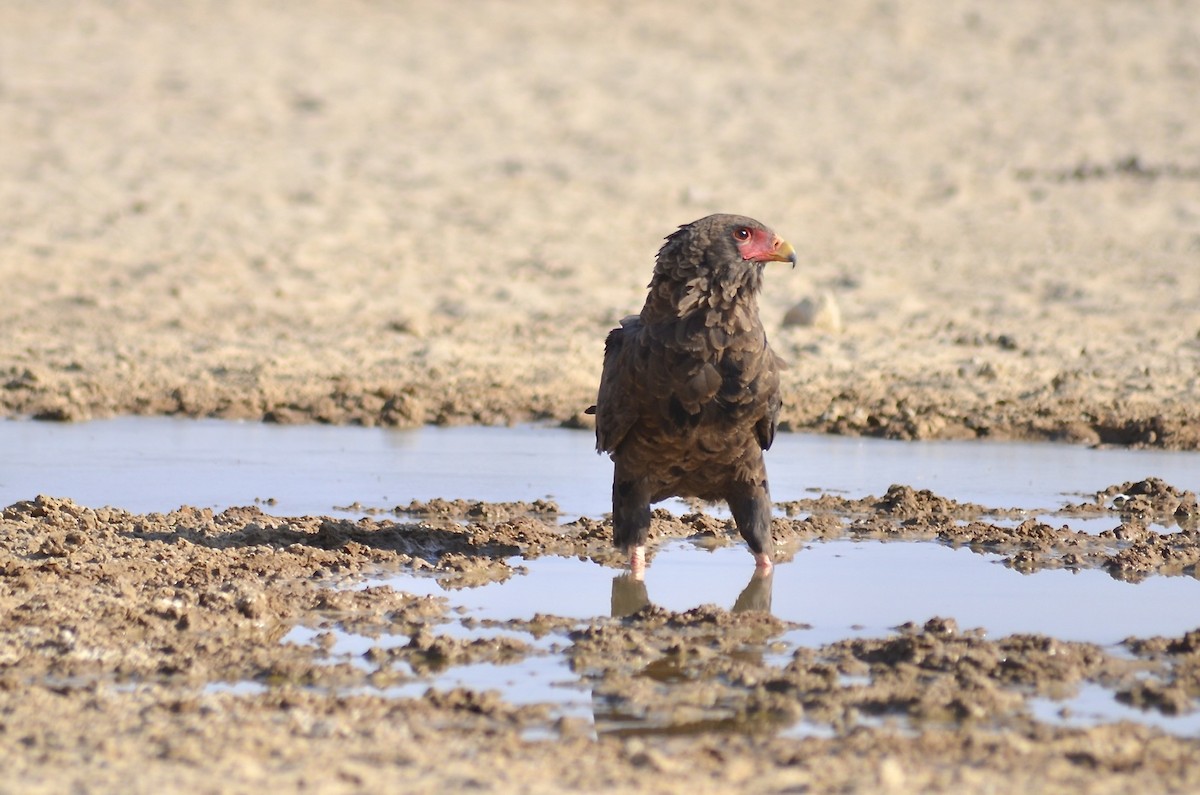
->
[783,290,842,332]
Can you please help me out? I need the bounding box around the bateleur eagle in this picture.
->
[588,214,795,575]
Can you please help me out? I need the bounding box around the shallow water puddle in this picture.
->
[1030,682,1200,737]
[2,417,1197,516]
[292,538,1200,736]
[281,624,590,713]
[4,417,1199,736]
[367,540,1200,645]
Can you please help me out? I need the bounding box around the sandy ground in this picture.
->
[2,0,1199,445]
[2,1,1200,792]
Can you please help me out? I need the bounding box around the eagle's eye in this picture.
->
[732,227,751,241]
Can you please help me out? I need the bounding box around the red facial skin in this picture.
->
[733,226,797,265]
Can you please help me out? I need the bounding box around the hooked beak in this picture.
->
[764,236,798,268]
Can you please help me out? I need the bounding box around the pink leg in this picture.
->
[754,551,773,573]
[629,545,646,580]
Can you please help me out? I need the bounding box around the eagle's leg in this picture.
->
[727,481,775,571]
[612,470,652,576]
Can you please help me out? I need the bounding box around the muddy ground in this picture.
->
[4,0,1200,792]
[2,480,1200,793]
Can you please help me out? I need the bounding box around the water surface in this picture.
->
[5,417,1199,734]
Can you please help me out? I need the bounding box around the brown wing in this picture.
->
[594,318,640,453]
[716,330,783,451]
[754,352,784,451]
[596,313,723,454]
[636,320,720,428]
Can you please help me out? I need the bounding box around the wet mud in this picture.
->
[4,480,1200,792]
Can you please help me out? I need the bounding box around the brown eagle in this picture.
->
[588,214,795,574]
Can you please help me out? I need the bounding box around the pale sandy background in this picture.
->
[2,0,1198,446]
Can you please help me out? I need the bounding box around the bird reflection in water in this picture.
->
[610,566,774,618]
[591,565,777,737]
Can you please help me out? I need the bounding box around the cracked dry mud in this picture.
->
[3,480,1200,793]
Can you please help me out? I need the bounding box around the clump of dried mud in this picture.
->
[5,482,1200,793]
